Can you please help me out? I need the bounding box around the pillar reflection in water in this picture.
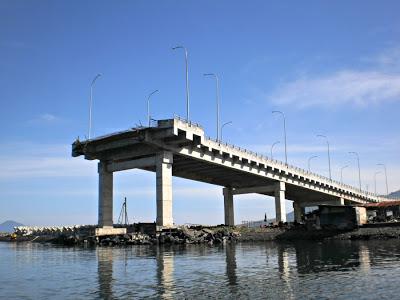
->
[156,248,175,300]
[358,243,371,273]
[277,245,295,300]
[97,248,114,300]
[225,244,237,287]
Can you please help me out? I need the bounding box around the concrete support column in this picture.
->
[223,188,234,226]
[275,182,286,223]
[293,202,303,223]
[98,161,113,227]
[156,151,174,227]
[338,198,345,205]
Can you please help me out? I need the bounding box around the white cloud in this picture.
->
[269,70,400,108]
[0,142,95,179]
[40,113,57,122]
[268,47,400,108]
[28,113,60,125]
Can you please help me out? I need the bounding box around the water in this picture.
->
[1,240,400,299]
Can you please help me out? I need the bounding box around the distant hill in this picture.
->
[240,211,294,227]
[388,190,400,199]
[0,220,24,233]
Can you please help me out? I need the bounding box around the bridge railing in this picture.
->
[172,116,386,201]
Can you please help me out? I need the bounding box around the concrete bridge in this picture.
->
[72,117,388,230]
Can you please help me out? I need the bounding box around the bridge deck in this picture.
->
[72,117,389,205]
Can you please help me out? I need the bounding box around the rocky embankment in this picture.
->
[2,224,400,246]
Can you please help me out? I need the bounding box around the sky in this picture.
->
[0,0,399,226]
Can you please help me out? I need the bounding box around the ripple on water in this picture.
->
[1,240,400,299]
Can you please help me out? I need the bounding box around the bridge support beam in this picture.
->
[275,182,286,223]
[156,151,174,227]
[293,202,303,223]
[223,188,234,226]
[98,161,113,227]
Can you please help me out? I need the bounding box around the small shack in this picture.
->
[364,200,400,222]
[305,205,367,229]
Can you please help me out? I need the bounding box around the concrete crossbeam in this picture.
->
[108,156,156,172]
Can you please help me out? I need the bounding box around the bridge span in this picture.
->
[72,117,389,229]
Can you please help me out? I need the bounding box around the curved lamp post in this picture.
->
[317,134,332,180]
[377,163,389,195]
[340,165,348,184]
[221,121,232,141]
[349,151,362,191]
[272,111,288,165]
[147,90,159,127]
[271,141,280,160]
[88,73,102,140]
[172,45,190,121]
[308,155,318,172]
[203,73,220,141]
[374,171,382,195]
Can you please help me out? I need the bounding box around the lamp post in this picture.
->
[374,171,381,195]
[349,152,362,191]
[172,46,190,121]
[220,121,232,141]
[147,90,159,127]
[377,163,389,195]
[317,135,332,180]
[271,141,280,160]
[308,155,318,172]
[88,73,102,140]
[272,111,288,165]
[340,165,348,184]
[204,73,220,141]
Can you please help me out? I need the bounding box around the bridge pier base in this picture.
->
[275,182,287,223]
[98,161,114,227]
[223,188,234,226]
[156,151,174,227]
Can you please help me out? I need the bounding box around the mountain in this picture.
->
[0,220,24,233]
[240,211,294,227]
[388,190,400,199]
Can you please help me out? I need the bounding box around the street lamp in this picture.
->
[147,90,159,127]
[349,152,362,191]
[172,45,190,121]
[308,155,318,172]
[221,121,232,141]
[340,165,348,184]
[204,73,220,141]
[271,141,280,160]
[272,111,288,165]
[377,163,389,195]
[374,171,382,195]
[88,73,102,140]
[317,134,332,180]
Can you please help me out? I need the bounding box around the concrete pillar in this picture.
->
[275,182,286,223]
[223,188,234,226]
[338,198,345,205]
[293,201,303,223]
[156,151,173,227]
[98,161,113,227]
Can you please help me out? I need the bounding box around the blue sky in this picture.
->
[1,1,399,226]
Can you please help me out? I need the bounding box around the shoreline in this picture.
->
[2,225,400,246]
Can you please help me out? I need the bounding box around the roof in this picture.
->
[364,200,400,208]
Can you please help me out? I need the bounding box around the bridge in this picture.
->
[72,117,389,231]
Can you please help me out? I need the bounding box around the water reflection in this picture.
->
[89,240,400,299]
[97,248,114,299]
[156,247,175,300]
[225,244,237,287]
